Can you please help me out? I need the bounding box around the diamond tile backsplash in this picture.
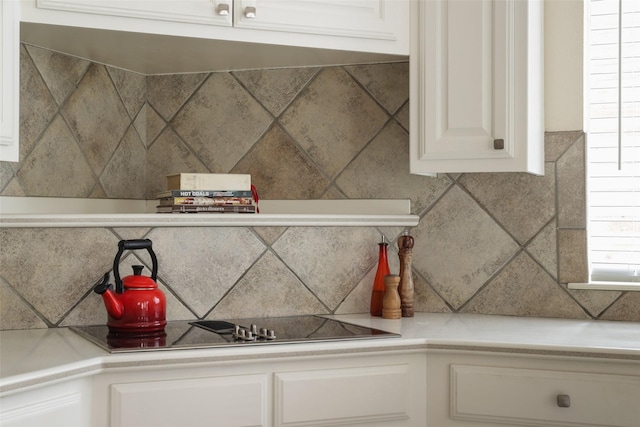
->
[1,45,638,330]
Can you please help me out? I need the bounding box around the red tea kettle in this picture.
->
[94,239,166,334]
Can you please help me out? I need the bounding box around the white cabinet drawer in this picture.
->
[451,364,640,427]
[110,374,268,427]
[274,364,410,426]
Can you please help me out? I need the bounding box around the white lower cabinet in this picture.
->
[0,378,92,427]
[426,350,640,427]
[92,351,427,427]
[110,374,268,427]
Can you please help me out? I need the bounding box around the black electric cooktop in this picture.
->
[70,315,401,353]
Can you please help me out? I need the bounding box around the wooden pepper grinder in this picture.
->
[398,230,415,317]
[382,275,402,319]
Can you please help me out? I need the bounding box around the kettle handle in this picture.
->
[113,239,158,293]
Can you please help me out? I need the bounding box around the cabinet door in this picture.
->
[452,365,640,427]
[36,0,233,26]
[109,373,268,427]
[427,350,640,427]
[0,379,92,427]
[273,353,426,427]
[234,0,408,42]
[0,0,19,162]
[410,0,544,175]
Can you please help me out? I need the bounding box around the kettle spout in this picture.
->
[93,273,124,320]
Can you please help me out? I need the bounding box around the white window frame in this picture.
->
[569,0,640,291]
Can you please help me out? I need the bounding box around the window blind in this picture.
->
[586,0,640,283]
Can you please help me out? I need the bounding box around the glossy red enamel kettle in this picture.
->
[94,239,166,334]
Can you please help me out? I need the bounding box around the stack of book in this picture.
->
[156,173,257,214]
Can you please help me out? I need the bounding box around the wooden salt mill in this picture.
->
[397,230,415,317]
[382,275,402,319]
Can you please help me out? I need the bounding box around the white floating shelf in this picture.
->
[0,197,419,228]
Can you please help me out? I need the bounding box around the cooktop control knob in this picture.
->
[232,323,277,341]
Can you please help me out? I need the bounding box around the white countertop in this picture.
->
[2,313,639,395]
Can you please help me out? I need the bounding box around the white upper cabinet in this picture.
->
[35,0,234,26]
[20,0,409,74]
[410,0,544,176]
[234,0,404,41]
[1,0,19,162]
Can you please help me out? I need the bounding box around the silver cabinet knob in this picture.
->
[245,6,256,18]
[217,3,230,16]
[557,394,571,408]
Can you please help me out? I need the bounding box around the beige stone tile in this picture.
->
[459,163,556,244]
[557,136,586,228]
[462,252,589,319]
[272,227,382,310]
[233,67,318,116]
[280,67,388,178]
[107,66,146,119]
[133,104,147,147]
[17,115,95,197]
[336,121,452,214]
[19,45,58,160]
[90,185,107,198]
[146,227,266,317]
[599,292,640,321]
[100,126,146,199]
[209,251,327,319]
[545,130,584,162]
[145,128,208,198]
[335,267,375,314]
[252,227,287,245]
[561,284,621,318]
[232,125,329,199]
[526,219,558,279]
[395,102,409,132]
[112,228,152,240]
[0,228,120,324]
[60,288,108,327]
[345,62,409,114]
[146,104,166,146]
[62,64,130,176]
[412,271,452,313]
[146,73,207,120]
[412,186,520,309]
[172,73,273,173]
[0,162,14,192]
[380,227,412,251]
[322,186,347,199]
[0,177,25,196]
[558,229,588,283]
[25,44,90,106]
[0,277,48,330]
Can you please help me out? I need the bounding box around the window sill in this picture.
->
[568,282,640,292]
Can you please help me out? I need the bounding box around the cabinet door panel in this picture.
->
[410,0,544,175]
[421,0,509,160]
[0,0,19,162]
[110,374,267,427]
[0,379,91,427]
[452,364,640,427]
[234,0,406,41]
[274,364,410,426]
[37,0,233,26]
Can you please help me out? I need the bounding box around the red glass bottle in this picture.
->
[370,235,390,316]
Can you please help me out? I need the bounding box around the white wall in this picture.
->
[545,0,584,132]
